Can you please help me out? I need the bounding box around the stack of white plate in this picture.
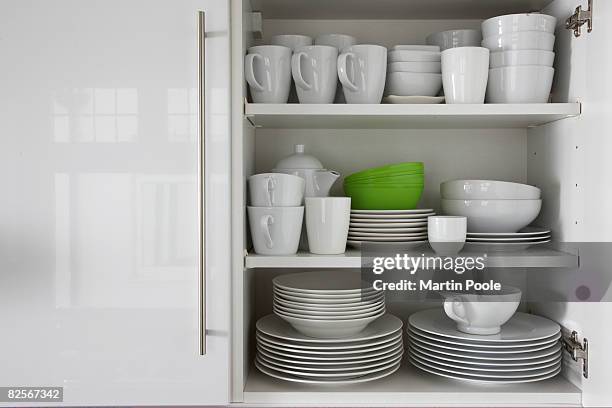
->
[256,314,404,384]
[348,209,435,249]
[465,227,551,252]
[273,271,386,338]
[407,309,562,383]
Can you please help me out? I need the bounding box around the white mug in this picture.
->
[248,173,305,207]
[338,45,387,104]
[292,45,339,104]
[315,34,357,53]
[442,47,490,104]
[428,216,467,256]
[443,286,522,335]
[271,34,313,52]
[245,45,292,103]
[305,197,351,254]
[248,206,304,255]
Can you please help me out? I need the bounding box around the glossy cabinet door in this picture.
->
[0,0,231,405]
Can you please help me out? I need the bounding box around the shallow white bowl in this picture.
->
[385,72,442,96]
[388,50,441,63]
[426,29,482,51]
[387,61,441,73]
[441,199,542,233]
[482,13,557,37]
[490,50,555,68]
[487,65,554,103]
[277,312,384,338]
[440,180,541,200]
[482,31,555,52]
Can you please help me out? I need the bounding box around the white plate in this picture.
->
[274,291,383,305]
[351,213,435,220]
[274,305,385,321]
[410,309,560,343]
[274,285,380,299]
[392,45,440,51]
[350,221,427,228]
[255,359,401,384]
[257,330,401,351]
[257,341,405,362]
[256,342,403,365]
[274,296,384,311]
[466,235,551,242]
[467,227,551,238]
[350,218,430,224]
[346,235,428,242]
[257,314,403,344]
[348,231,428,238]
[350,227,427,233]
[273,270,374,294]
[258,349,403,372]
[351,209,434,215]
[275,301,384,317]
[384,95,445,104]
[257,335,402,356]
[347,240,428,249]
[408,326,561,348]
[408,332,558,354]
[464,240,551,252]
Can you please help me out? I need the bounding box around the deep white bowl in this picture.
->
[388,50,441,63]
[487,65,554,103]
[441,199,542,233]
[387,61,441,73]
[490,50,555,68]
[440,180,541,200]
[426,29,482,51]
[385,72,442,96]
[482,31,555,52]
[482,13,557,37]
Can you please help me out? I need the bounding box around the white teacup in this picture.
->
[428,216,466,256]
[338,44,387,104]
[271,34,313,52]
[248,173,305,207]
[292,45,339,104]
[442,47,490,104]
[245,45,292,103]
[443,286,522,335]
[248,206,304,255]
[305,197,351,255]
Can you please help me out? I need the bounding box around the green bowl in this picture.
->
[345,175,425,186]
[346,162,424,181]
[346,171,424,183]
[343,183,424,210]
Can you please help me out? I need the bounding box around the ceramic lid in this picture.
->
[274,144,324,170]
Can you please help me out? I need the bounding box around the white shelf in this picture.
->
[245,248,579,269]
[244,361,581,406]
[245,103,581,129]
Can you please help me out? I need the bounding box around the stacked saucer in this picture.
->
[256,314,403,384]
[465,227,551,252]
[407,309,562,383]
[348,209,434,249]
[273,271,385,338]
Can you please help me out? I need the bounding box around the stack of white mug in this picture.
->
[245,33,387,104]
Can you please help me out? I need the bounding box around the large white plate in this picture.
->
[274,302,384,317]
[467,235,551,242]
[257,349,403,372]
[409,309,560,342]
[350,221,427,228]
[463,240,551,252]
[351,213,434,220]
[273,270,374,294]
[348,240,428,249]
[274,305,385,320]
[350,227,427,233]
[257,341,405,362]
[346,235,428,242]
[274,291,383,305]
[384,95,445,104]
[467,227,551,238]
[274,295,384,311]
[256,314,403,344]
[257,335,403,356]
[255,359,401,384]
[274,286,381,300]
[348,231,428,238]
[351,209,434,215]
[409,358,561,384]
[257,330,401,351]
[408,326,562,348]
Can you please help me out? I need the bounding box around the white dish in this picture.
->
[349,231,428,238]
[408,332,559,354]
[464,240,550,252]
[441,199,541,233]
[275,296,384,311]
[467,227,550,237]
[350,227,427,233]
[441,180,541,200]
[257,340,404,361]
[408,326,561,348]
[257,342,403,365]
[274,291,382,305]
[392,45,440,52]
[427,29,482,51]
[347,240,428,249]
[487,65,554,103]
[466,235,551,242]
[350,221,427,228]
[490,50,555,68]
[388,50,441,62]
[351,213,434,220]
[383,95,445,104]
[409,309,560,343]
[482,31,555,52]
[387,61,441,73]
[273,270,374,293]
[275,301,384,316]
[274,286,380,299]
[257,330,401,351]
[385,72,442,97]
[346,235,428,242]
[274,305,385,320]
[441,46,489,104]
[257,333,400,355]
[351,209,434,215]
[482,13,557,37]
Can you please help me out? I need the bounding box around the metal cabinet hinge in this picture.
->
[566,0,593,37]
[561,330,589,378]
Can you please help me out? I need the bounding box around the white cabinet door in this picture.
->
[0,0,231,405]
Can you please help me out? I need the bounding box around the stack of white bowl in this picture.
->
[481,13,557,103]
[385,45,442,99]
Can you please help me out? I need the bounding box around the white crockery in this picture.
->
[388,50,441,62]
[441,47,489,104]
[338,44,388,104]
[315,34,357,52]
[427,29,482,51]
[274,270,374,293]
[275,297,384,312]
[245,45,292,103]
[387,61,441,73]
[305,197,351,254]
[392,45,440,52]
[428,216,467,256]
[274,290,382,304]
[247,206,303,255]
[482,31,555,52]
[274,302,384,317]
[248,173,305,207]
[441,198,542,233]
[384,95,445,104]
[441,180,541,200]
[487,65,554,103]
[385,72,442,97]
[443,286,522,335]
[489,50,555,68]
[271,34,313,51]
[278,312,384,338]
[482,13,557,37]
[291,45,339,104]
[274,305,385,321]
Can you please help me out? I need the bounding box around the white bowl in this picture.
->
[388,50,441,62]
[487,65,554,103]
[440,180,541,200]
[490,50,555,68]
[482,31,555,52]
[441,199,542,233]
[387,61,441,73]
[392,45,440,52]
[276,312,384,338]
[482,13,557,37]
[426,29,482,51]
[385,72,442,96]
[274,304,385,320]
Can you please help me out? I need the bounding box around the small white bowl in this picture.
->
[441,199,542,233]
[490,50,555,68]
[487,65,554,103]
[385,72,442,96]
[392,45,440,52]
[387,61,441,73]
[482,13,557,37]
[440,180,541,200]
[388,50,441,62]
[482,31,555,52]
[426,29,482,51]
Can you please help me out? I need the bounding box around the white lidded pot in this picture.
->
[272,144,340,197]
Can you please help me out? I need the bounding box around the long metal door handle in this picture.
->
[198,10,206,356]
